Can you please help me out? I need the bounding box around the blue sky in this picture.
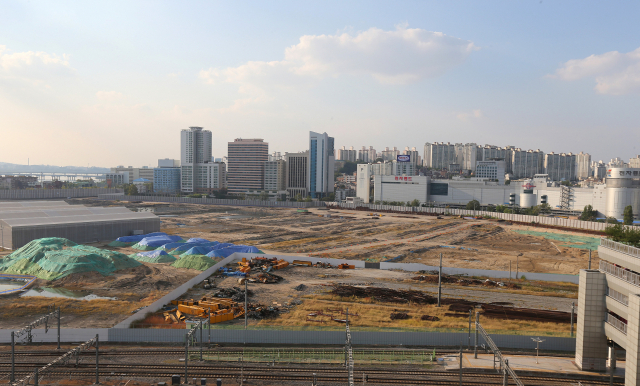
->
[1,1,639,167]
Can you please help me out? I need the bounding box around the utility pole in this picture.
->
[200,319,203,361]
[95,334,99,385]
[437,253,442,307]
[468,309,472,350]
[474,311,479,359]
[10,331,14,382]
[570,303,575,337]
[589,249,592,270]
[244,279,248,330]
[185,334,189,384]
[610,341,616,386]
[515,256,519,280]
[57,306,61,350]
[531,337,545,364]
[459,343,463,386]
[502,359,508,386]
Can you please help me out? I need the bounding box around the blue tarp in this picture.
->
[157,242,187,251]
[116,232,167,243]
[186,238,211,244]
[180,246,216,256]
[206,245,261,258]
[136,250,170,258]
[172,241,219,253]
[137,235,183,247]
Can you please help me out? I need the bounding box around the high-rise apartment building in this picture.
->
[427,142,457,169]
[630,155,640,168]
[309,131,335,199]
[380,147,400,161]
[179,127,225,193]
[227,138,269,193]
[478,145,513,174]
[576,152,592,180]
[403,147,421,166]
[285,151,309,198]
[545,152,577,181]
[264,160,286,191]
[511,149,545,179]
[336,146,357,162]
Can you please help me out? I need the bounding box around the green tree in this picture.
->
[295,194,303,202]
[339,161,358,175]
[605,223,640,247]
[124,184,138,195]
[259,191,270,201]
[606,217,619,224]
[466,200,480,210]
[624,205,634,225]
[410,199,420,207]
[304,196,312,202]
[580,205,597,221]
[486,205,496,212]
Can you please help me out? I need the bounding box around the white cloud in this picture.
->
[200,25,477,108]
[0,45,74,86]
[551,47,640,95]
[457,109,484,122]
[96,90,124,102]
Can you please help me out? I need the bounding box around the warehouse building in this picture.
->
[0,201,160,249]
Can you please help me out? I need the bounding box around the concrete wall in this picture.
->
[0,189,122,200]
[0,327,575,351]
[98,195,324,208]
[575,269,608,371]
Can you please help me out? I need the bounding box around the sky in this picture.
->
[1,1,640,168]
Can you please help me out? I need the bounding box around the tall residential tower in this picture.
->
[309,131,335,199]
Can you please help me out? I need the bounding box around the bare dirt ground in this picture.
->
[1,199,591,330]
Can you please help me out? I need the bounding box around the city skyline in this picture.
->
[2,1,640,167]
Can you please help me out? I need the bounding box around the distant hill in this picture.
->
[0,162,110,174]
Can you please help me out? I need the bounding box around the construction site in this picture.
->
[0,199,620,385]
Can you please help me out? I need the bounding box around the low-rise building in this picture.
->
[373,175,429,204]
[475,159,506,184]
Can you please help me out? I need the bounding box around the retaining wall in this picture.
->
[0,189,122,200]
[98,195,324,208]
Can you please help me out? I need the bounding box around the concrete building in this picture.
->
[195,162,226,193]
[605,167,640,219]
[631,155,640,169]
[264,160,286,191]
[475,160,506,184]
[456,143,478,171]
[0,176,38,189]
[110,166,155,184]
[427,142,457,169]
[403,147,421,167]
[0,201,159,249]
[373,175,429,204]
[285,151,309,198]
[575,239,640,385]
[511,148,545,179]
[545,152,577,181]
[356,164,371,203]
[309,131,335,199]
[153,167,180,194]
[227,138,269,194]
[393,160,417,176]
[577,152,592,180]
[357,146,377,163]
[594,161,607,179]
[478,145,513,174]
[158,159,180,168]
[105,172,129,187]
[132,178,152,193]
[337,146,357,162]
[180,126,213,193]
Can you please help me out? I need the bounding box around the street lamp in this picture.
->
[531,337,545,364]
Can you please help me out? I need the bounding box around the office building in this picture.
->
[356,164,371,203]
[475,160,506,184]
[110,166,155,184]
[0,176,39,189]
[545,152,577,181]
[180,126,216,193]
[153,167,180,194]
[576,152,592,180]
[264,160,286,191]
[105,172,129,187]
[511,149,545,179]
[394,160,417,176]
[285,151,309,198]
[309,131,335,199]
[373,175,429,204]
[158,159,180,168]
[227,138,269,193]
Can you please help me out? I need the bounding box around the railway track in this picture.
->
[0,363,623,385]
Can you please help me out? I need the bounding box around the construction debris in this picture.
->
[165,296,245,324]
[421,315,440,321]
[390,312,409,320]
[294,284,307,291]
[246,303,280,319]
[214,287,252,302]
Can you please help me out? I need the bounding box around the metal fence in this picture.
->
[0,188,122,200]
[599,260,640,287]
[328,203,640,233]
[605,313,627,335]
[607,287,629,306]
[601,238,640,259]
[98,194,324,208]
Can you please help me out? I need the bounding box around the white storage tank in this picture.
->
[520,192,537,208]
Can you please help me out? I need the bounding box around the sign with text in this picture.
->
[397,155,411,162]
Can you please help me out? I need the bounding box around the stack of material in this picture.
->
[129,250,177,264]
[131,234,184,250]
[109,232,169,247]
[169,296,244,324]
[0,237,141,280]
[171,255,217,271]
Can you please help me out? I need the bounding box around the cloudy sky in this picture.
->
[1,1,639,167]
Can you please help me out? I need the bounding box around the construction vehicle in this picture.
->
[169,296,244,324]
[292,260,312,266]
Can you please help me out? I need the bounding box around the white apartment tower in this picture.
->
[576,152,592,180]
[545,152,577,181]
[309,131,335,199]
[180,127,215,193]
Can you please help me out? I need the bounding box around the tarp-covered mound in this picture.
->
[0,238,141,280]
[129,250,177,264]
[131,235,184,251]
[170,241,219,255]
[108,232,168,247]
[206,245,262,258]
[171,255,217,271]
[179,246,217,257]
